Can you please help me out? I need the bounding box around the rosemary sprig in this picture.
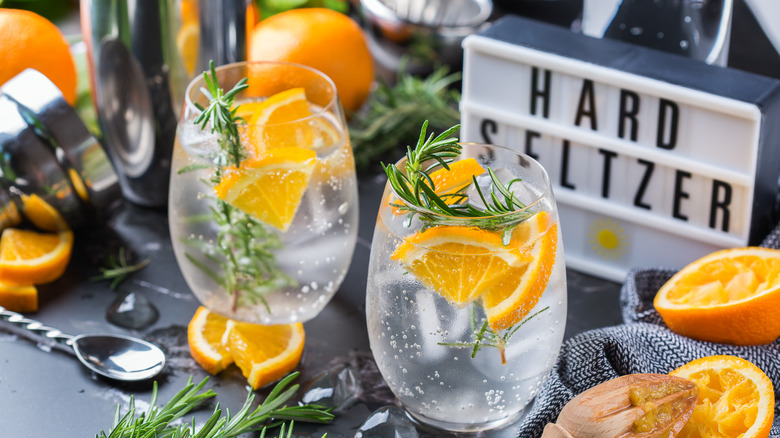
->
[382,122,534,235]
[438,305,550,365]
[185,61,293,312]
[193,60,248,170]
[97,372,333,438]
[91,247,151,290]
[350,63,461,172]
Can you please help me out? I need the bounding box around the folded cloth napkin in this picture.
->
[515,223,780,438]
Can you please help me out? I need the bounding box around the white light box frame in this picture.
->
[461,15,780,282]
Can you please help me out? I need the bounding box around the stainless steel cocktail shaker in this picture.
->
[80,0,250,208]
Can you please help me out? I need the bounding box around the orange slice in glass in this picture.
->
[670,355,774,438]
[392,211,557,331]
[654,247,780,345]
[389,157,486,213]
[482,211,558,331]
[214,146,316,231]
[0,228,73,285]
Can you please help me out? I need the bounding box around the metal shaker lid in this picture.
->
[0,68,121,224]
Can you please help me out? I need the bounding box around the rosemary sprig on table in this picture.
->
[91,247,150,290]
[97,373,333,438]
[350,63,461,172]
[439,305,549,365]
[184,61,292,312]
[382,122,534,236]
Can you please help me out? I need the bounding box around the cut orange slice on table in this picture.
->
[188,306,234,375]
[392,211,557,331]
[0,228,73,285]
[214,146,316,231]
[654,247,780,345]
[0,282,37,313]
[228,317,305,389]
[187,306,305,389]
[670,355,774,438]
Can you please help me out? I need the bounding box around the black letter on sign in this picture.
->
[598,149,618,198]
[709,179,732,232]
[634,159,654,210]
[673,169,691,221]
[530,67,551,118]
[618,89,640,141]
[657,98,679,150]
[525,130,541,160]
[561,140,576,190]
[575,79,598,130]
[480,119,497,144]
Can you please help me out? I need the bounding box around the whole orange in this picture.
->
[247,8,374,114]
[0,9,77,105]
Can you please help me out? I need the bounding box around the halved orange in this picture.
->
[670,355,774,438]
[187,306,234,375]
[0,228,73,285]
[392,211,557,330]
[228,319,305,389]
[482,212,558,331]
[214,146,316,231]
[654,247,780,345]
[0,282,37,313]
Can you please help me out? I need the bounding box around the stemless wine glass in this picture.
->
[366,143,567,432]
[169,61,358,324]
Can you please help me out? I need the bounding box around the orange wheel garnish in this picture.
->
[187,306,234,375]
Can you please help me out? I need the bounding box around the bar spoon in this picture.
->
[0,304,165,381]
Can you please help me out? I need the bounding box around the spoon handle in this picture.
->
[0,305,75,347]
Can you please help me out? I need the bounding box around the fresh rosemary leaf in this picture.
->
[91,247,150,290]
[350,64,461,172]
[97,372,333,438]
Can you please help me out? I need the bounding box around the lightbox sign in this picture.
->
[461,15,780,282]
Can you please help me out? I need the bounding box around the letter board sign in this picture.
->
[461,15,780,282]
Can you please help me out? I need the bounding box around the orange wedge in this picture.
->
[187,306,234,375]
[389,157,485,213]
[21,194,68,232]
[214,146,316,231]
[237,87,334,156]
[392,211,557,330]
[654,247,780,345]
[187,306,305,389]
[482,212,558,331]
[670,355,774,438]
[0,228,73,285]
[228,319,305,389]
[0,282,37,313]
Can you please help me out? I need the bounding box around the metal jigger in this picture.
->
[0,68,120,232]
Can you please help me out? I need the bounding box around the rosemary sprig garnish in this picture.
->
[350,63,461,172]
[438,305,550,365]
[97,373,333,438]
[91,247,150,290]
[184,61,293,312]
[382,122,534,236]
[193,60,248,170]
